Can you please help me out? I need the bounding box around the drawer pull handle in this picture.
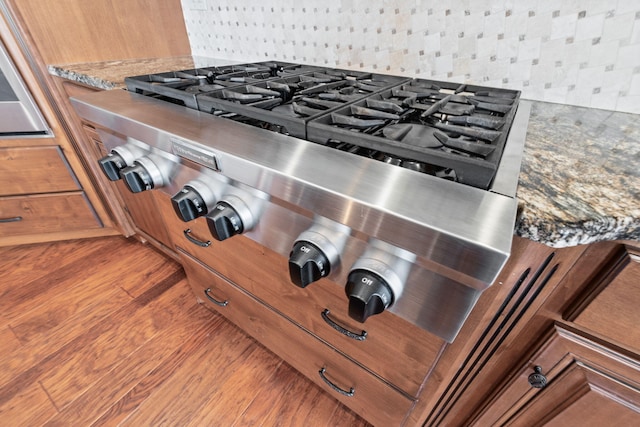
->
[204,288,229,307]
[321,309,367,341]
[0,216,23,223]
[184,228,211,247]
[319,367,355,397]
[528,366,547,389]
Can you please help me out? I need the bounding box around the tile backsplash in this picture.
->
[181,0,640,113]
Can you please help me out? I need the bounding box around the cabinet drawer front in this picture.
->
[0,146,80,196]
[0,193,101,236]
[159,194,443,397]
[180,251,413,427]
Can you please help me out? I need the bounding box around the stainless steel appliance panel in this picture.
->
[0,39,49,136]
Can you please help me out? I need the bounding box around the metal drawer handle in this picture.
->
[184,228,211,247]
[318,367,355,397]
[204,288,229,307]
[0,216,23,223]
[528,366,547,389]
[321,309,367,341]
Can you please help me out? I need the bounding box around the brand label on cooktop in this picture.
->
[171,137,220,171]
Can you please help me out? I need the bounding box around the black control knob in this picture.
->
[345,269,394,323]
[98,152,127,181]
[207,201,244,241]
[172,186,208,222]
[120,163,153,193]
[288,241,331,288]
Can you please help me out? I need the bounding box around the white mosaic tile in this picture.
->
[603,11,636,41]
[181,0,640,113]
[575,13,606,41]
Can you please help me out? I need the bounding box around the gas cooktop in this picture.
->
[125,61,521,190]
[72,58,531,341]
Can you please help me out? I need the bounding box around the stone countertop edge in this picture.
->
[49,58,640,249]
[47,56,241,90]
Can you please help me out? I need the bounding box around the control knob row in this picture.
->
[99,145,414,324]
[288,223,414,323]
[99,146,264,243]
[98,143,145,181]
[98,144,175,194]
[171,181,264,242]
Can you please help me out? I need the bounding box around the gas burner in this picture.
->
[196,70,408,138]
[124,62,520,189]
[307,78,519,188]
[125,61,320,109]
[325,139,459,181]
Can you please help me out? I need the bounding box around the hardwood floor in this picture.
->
[0,236,370,426]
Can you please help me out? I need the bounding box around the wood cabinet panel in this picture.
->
[157,192,443,398]
[571,245,640,353]
[0,146,79,196]
[512,361,640,427]
[114,185,172,249]
[6,0,190,64]
[180,250,413,427]
[0,6,119,244]
[471,325,640,426]
[0,192,101,236]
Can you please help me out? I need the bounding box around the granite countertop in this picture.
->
[47,56,240,90]
[49,57,640,248]
[516,104,639,247]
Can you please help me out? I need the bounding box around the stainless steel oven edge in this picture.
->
[0,38,50,136]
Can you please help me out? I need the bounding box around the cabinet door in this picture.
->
[569,245,640,353]
[471,326,640,426]
[512,361,640,426]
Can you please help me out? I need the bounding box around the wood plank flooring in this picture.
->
[0,236,370,426]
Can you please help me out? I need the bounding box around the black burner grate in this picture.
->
[124,62,520,189]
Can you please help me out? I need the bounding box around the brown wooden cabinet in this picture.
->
[0,0,192,248]
[155,186,640,426]
[471,325,640,426]
[0,12,117,246]
[569,245,640,353]
[0,138,108,245]
[180,251,414,426]
[423,241,640,426]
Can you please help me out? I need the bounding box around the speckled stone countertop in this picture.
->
[48,56,240,90]
[49,57,640,248]
[516,104,639,247]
